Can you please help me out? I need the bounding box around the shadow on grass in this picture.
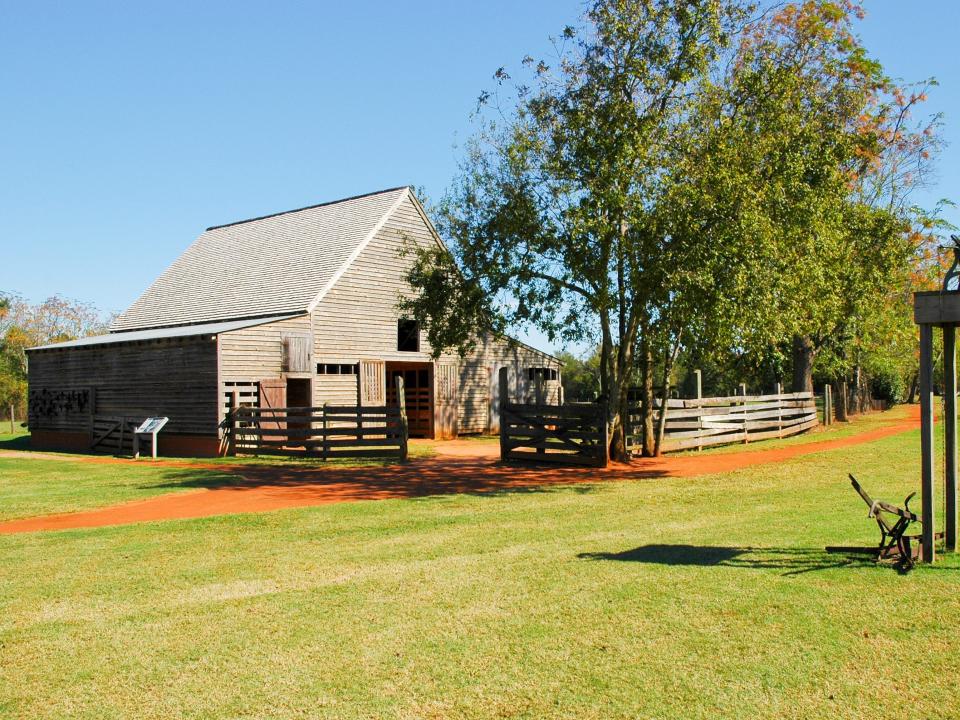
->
[0,435,32,451]
[138,458,608,501]
[578,544,886,576]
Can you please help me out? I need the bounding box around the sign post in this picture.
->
[133,417,169,460]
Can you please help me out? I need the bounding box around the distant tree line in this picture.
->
[0,293,111,427]
[400,0,954,459]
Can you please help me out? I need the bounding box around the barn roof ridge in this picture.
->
[110,185,412,332]
[204,185,412,232]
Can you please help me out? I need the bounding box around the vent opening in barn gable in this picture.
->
[398,319,419,352]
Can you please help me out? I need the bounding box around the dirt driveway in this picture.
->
[0,407,920,535]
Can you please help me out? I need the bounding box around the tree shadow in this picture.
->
[134,452,643,507]
[136,457,612,501]
[577,544,887,576]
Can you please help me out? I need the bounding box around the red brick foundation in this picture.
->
[29,430,222,457]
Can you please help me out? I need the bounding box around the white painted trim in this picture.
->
[304,187,411,314]
[405,190,452,254]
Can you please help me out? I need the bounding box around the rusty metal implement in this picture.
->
[826,474,933,569]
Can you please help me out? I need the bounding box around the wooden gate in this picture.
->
[497,368,607,467]
[228,378,409,461]
[499,402,608,467]
[90,416,140,454]
[434,361,458,439]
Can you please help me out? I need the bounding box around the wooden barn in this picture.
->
[27,187,561,456]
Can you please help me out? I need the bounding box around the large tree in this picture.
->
[713,1,945,396]
[401,0,749,459]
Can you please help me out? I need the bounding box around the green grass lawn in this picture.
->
[2,425,959,718]
[0,457,241,522]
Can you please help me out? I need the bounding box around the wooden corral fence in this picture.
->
[90,416,141,454]
[226,377,409,460]
[498,367,608,467]
[628,389,818,453]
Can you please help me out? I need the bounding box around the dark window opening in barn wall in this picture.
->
[527,367,558,381]
[398,319,419,352]
[316,363,358,375]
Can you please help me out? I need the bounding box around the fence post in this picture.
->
[692,370,703,452]
[824,385,832,427]
[396,375,408,462]
[8,403,14,434]
[740,384,748,443]
[227,391,238,456]
[600,400,610,468]
[321,403,329,461]
[88,387,97,442]
[499,367,509,462]
[775,382,783,438]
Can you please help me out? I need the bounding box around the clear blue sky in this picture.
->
[2,1,958,354]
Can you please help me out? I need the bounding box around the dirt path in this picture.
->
[0,407,920,535]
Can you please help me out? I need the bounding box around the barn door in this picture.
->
[434,361,459,439]
[258,379,287,433]
[358,360,386,406]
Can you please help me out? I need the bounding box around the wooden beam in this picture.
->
[499,367,509,463]
[920,323,936,563]
[396,375,408,462]
[945,324,957,552]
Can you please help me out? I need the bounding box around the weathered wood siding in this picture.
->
[458,334,562,434]
[218,315,313,382]
[313,374,359,407]
[27,336,219,435]
[311,195,437,366]
[310,194,561,432]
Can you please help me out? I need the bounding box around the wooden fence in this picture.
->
[500,401,608,467]
[90,415,140,454]
[498,367,608,467]
[627,391,818,453]
[229,403,408,459]
[224,375,410,460]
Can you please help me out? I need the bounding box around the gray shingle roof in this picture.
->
[30,314,302,351]
[111,186,411,332]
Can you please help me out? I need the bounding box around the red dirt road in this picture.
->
[0,408,921,535]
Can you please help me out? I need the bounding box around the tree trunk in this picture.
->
[639,335,656,457]
[608,387,629,463]
[907,372,919,404]
[654,339,682,456]
[791,335,816,393]
[851,363,863,415]
[836,380,849,422]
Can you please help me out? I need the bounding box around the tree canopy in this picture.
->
[401,0,948,458]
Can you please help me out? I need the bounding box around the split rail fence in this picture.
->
[226,377,409,460]
[627,390,818,453]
